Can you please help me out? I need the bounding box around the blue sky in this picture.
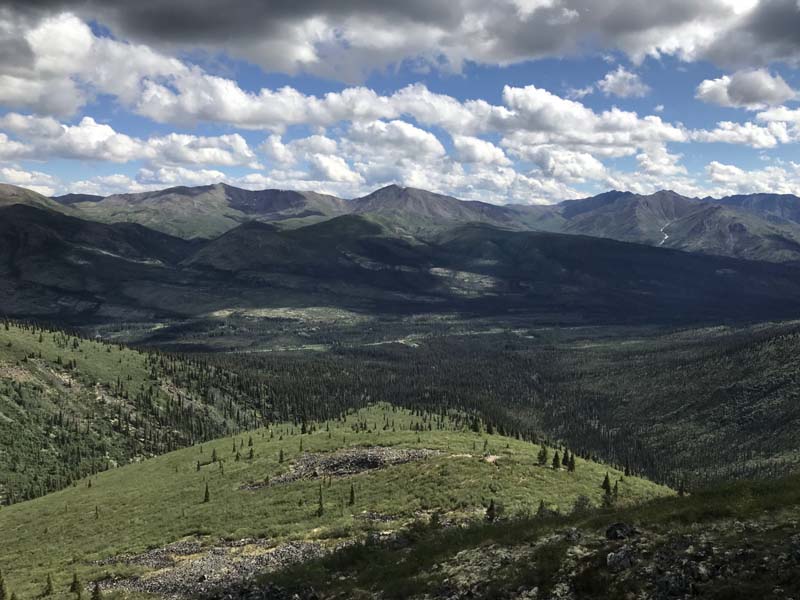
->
[1,1,799,202]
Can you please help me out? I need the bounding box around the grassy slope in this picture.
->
[0,405,669,596]
[269,472,800,599]
[0,323,262,503]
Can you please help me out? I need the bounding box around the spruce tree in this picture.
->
[279,448,284,463]
[537,446,548,466]
[348,482,355,506]
[70,573,81,594]
[552,451,561,470]
[536,499,547,518]
[601,472,612,493]
[44,573,54,596]
[316,483,324,517]
[568,453,576,472]
[203,482,210,503]
[486,498,497,522]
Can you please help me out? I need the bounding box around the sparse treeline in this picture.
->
[0,320,269,504]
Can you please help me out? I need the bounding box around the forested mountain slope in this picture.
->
[0,322,268,503]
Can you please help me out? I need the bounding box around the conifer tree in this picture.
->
[602,472,612,493]
[279,448,284,463]
[0,569,7,600]
[536,499,547,518]
[348,482,355,506]
[44,573,54,596]
[91,582,102,600]
[602,486,615,508]
[317,483,324,517]
[568,453,576,472]
[537,446,548,466]
[552,451,561,470]
[203,482,210,503]
[486,498,497,522]
[70,573,81,594]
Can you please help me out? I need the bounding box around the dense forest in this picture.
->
[203,321,800,488]
[3,317,799,505]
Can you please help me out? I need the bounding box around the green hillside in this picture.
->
[0,405,669,598]
[0,322,265,503]
[268,472,800,599]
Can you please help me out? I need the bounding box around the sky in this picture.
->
[0,0,799,203]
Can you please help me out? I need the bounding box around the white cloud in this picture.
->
[307,154,364,184]
[706,160,800,195]
[346,119,446,158]
[0,113,261,167]
[597,66,650,98]
[693,120,792,148]
[517,146,607,182]
[636,145,687,176]
[696,69,796,110]
[136,166,227,187]
[452,135,511,166]
[0,166,59,196]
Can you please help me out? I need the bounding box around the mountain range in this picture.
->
[3,182,800,324]
[41,183,800,266]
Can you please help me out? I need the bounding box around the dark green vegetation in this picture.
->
[0,322,268,503]
[1,182,800,598]
[43,182,800,265]
[262,473,800,599]
[71,184,350,239]
[186,319,800,487]
[5,198,800,325]
[0,405,669,597]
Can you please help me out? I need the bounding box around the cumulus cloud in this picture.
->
[706,159,800,195]
[693,120,792,148]
[0,1,772,81]
[696,69,796,109]
[452,135,511,166]
[0,166,59,195]
[0,113,261,167]
[5,6,800,202]
[597,66,651,98]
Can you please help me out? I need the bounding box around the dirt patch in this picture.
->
[103,540,332,599]
[484,454,500,464]
[243,446,440,490]
[0,362,34,383]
